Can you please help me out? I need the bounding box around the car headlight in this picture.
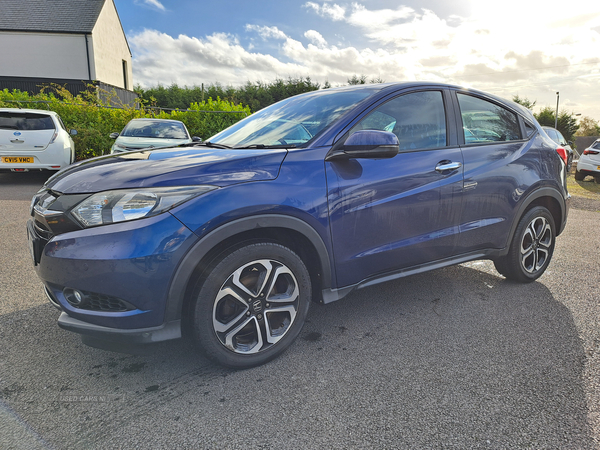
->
[72,186,217,227]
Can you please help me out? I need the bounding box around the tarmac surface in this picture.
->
[1,170,599,449]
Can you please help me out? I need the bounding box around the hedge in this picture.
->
[0,86,251,160]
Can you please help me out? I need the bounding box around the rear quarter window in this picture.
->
[0,112,55,130]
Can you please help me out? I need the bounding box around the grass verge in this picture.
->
[566,173,600,200]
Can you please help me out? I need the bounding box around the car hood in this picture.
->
[112,136,191,150]
[45,146,288,194]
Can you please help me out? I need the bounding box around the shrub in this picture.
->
[0,86,250,160]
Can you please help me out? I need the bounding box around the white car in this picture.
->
[0,108,77,172]
[110,118,198,153]
[575,139,600,182]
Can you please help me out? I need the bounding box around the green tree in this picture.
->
[575,116,600,136]
[347,74,367,85]
[347,75,385,85]
[534,107,579,142]
[136,77,321,113]
[512,95,536,110]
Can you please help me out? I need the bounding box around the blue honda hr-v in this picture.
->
[27,82,570,368]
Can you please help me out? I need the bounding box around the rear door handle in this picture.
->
[435,161,462,172]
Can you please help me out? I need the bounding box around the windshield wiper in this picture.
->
[200,141,232,149]
[234,144,296,149]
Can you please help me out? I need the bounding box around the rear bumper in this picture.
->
[576,159,600,174]
[0,164,63,171]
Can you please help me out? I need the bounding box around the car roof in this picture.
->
[0,108,58,116]
[290,81,536,120]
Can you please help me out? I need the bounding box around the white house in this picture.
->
[0,0,135,103]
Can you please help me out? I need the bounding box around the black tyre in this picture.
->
[493,206,555,283]
[574,170,586,181]
[192,242,311,369]
[594,176,600,184]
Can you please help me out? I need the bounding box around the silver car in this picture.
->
[110,118,199,153]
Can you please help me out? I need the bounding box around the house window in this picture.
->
[122,60,128,90]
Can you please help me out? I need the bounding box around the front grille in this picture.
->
[33,219,53,240]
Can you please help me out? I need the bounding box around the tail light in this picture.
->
[556,146,568,165]
[49,131,59,144]
[583,149,599,156]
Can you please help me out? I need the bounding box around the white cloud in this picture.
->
[245,25,288,41]
[130,1,600,118]
[130,28,407,88]
[304,30,327,48]
[304,2,346,21]
[135,0,166,12]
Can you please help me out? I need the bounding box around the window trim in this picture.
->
[329,88,453,156]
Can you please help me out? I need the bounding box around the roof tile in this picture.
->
[0,0,106,33]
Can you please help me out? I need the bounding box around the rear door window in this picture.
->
[457,94,521,144]
[0,112,55,130]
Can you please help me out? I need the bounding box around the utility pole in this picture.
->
[555,92,559,129]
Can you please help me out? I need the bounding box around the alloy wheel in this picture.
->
[520,216,552,274]
[212,259,300,354]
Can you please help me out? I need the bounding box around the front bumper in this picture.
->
[29,211,197,332]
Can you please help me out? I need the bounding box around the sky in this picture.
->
[114,0,600,120]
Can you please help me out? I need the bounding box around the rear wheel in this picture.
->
[574,170,586,181]
[192,242,311,369]
[566,155,573,172]
[494,206,555,283]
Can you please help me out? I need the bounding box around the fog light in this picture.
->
[64,288,84,306]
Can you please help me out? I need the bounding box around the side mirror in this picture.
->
[192,136,202,142]
[326,130,399,161]
[70,129,78,136]
[568,140,573,146]
[109,132,119,139]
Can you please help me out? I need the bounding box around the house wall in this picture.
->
[90,0,133,90]
[0,31,90,80]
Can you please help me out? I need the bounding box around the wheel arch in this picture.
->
[166,214,333,327]
[505,187,566,250]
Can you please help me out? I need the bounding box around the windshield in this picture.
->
[208,88,378,148]
[121,120,189,139]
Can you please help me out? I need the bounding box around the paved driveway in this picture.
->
[1,171,599,449]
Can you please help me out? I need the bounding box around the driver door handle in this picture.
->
[435,161,462,172]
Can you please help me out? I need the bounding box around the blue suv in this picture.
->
[28,83,570,368]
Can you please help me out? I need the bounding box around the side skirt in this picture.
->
[321,249,504,304]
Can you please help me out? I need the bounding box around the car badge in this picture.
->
[13,131,22,136]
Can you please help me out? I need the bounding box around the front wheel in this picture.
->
[192,242,311,369]
[494,206,556,283]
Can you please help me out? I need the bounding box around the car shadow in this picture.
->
[0,263,593,448]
